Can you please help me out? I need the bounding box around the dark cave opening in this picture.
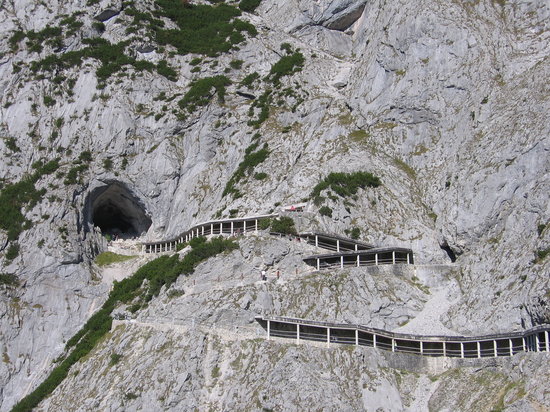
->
[440,244,457,263]
[87,182,151,239]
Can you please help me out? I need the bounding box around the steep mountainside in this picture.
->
[0,0,548,410]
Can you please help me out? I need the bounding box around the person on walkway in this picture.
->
[261,270,267,281]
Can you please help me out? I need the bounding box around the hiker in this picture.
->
[261,270,267,281]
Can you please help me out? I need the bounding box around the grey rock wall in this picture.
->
[0,0,548,410]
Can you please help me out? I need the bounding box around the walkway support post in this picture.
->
[243,221,247,233]
[340,256,344,269]
[267,320,270,340]
[509,339,513,356]
[375,253,378,266]
[460,343,464,358]
[355,329,359,346]
[327,328,330,348]
[315,235,318,250]
[392,251,396,265]
[391,339,395,352]
[255,219,258,233]
[202,226,205,235]
[317,259,320,271]
[297,324,300,345]
[546,331,549,352]
[535,334,540,352]
[420,341,423,355]
[522,337,526,352]
[407,253,411,264]
[373,334,377,349]
[336,240,340,252]
[477,342,481,358]
[357,255,360,267]
[493,340,497,357]
[443,341,447,357]
[211,223,214,235]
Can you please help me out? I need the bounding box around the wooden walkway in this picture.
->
[142,213,278,253]
[303,247,414,270]
[256,316,550,358]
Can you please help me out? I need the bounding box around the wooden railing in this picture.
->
[256,316,550,358]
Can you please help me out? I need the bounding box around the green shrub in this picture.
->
[176,242,188,252]
[267,51,304,84]
[178,75,231,112]
[189,236,207,248]
[319,206,332,218]
[9,30,25,51]
[223,142,270,197]
[253,172,267,180]
[258,218,272,230]
[64,164,88,185]
[167,288,185,298]
[92,21,105,32]
[5,137,20,152]
[0,180,42,241]
[156,59,177,81]
[247,89,271,127]
[109,353,122,365]
[310,171,381,199]
[239,0,261,12]
[0,273,19,287]
[78,150,92,163]
[229,59,244,69]
[43,96,56,107]
[538,223,546,236]
[536,248,549,263]
[270,216,297,235]
[280,42,292,54]
[103,158,113,171]
[154,1,255,55]
[240,71,259,87]
[349,227,360,240]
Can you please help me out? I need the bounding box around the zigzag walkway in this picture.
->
[141,213,414,271]
[256,316,550,359]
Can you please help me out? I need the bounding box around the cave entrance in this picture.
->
[88,182,151,239]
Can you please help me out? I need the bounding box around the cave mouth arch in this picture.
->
[87,181,152,239]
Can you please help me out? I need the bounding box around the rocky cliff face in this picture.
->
[0,0,548,410]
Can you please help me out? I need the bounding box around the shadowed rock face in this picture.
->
[87,182,151,238]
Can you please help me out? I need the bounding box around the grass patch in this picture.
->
[393,158,416,179]
[94,252,136,267]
